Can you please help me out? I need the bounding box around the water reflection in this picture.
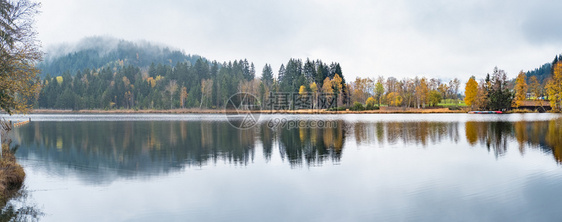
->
[354,121,460,146]
[14,122,257,181]
[275,120,346,167]
[11,117,562,183]
[465,119,562,163]
[0,187,43,221]
[465,121,512,157]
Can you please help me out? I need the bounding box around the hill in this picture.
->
[526,54,561,83]
[38,36,204,77]
[34,37,348,111]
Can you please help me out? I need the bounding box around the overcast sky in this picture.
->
[36,0,562,81]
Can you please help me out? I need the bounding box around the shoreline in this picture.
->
[27,107,469,114]
[0,143,25,206]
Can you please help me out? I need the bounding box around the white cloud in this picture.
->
[37,0,562,81]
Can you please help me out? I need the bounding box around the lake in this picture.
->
[2,113,562,221]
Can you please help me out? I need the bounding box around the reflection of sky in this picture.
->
[8,114,562,221]
[21,139,562,221]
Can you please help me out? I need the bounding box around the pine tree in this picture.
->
[261,64,274,87]
[488,67,513,111]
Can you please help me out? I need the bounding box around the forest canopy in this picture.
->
[27,37,562,112]
[36,39,349,110]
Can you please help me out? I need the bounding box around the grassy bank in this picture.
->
[0,144,25,206]
[31,107,469,114]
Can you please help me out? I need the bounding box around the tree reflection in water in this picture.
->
[0,187,43,221]
[354,121,460,147]
[465,118,562,163]
[10,118,562,183]
[275,120,346,167]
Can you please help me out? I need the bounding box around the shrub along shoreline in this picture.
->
[0,143,25,206]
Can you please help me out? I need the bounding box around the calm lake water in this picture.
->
[2,113,562,221]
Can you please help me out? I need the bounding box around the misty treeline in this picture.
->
[31,37,562,111]
[36,57,349,110]
[38,39,203,78]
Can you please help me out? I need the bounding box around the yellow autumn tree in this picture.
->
[415,78,429,108]
[122,76,131,88]
[332,74,344,106]
[310,82,318,93]
[309,82,318,108]
[0,0,42,114]
[474,82,489,110]
[464,76,478,109]
[514,71,528,108]
[365,97,376,107]
[200,79,213,108]
[299,85,307,95]
[546,61,562,111]
[386,92,402,107]
[322,77,333,95]
[56,76,63,85]
[351,77,374,105]
[165,80,178,109]
[332,74,343,93]
[180,86,188,108]
[529,76,541,100]
[147,77,156,88]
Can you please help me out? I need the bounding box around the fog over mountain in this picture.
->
[38,36,204,77]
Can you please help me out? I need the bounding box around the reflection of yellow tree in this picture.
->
[148,122,161,150]
[529,122,543,145]
[417,122,429,146]
[323,128,334,148]
[299,127,307,142]
[465,122,478,145]
[349,122,455,146]
[122,122,131,149]
[354,123,368,145]
[386,122,400,144]
[376,122,384,144]
[546,119,562,163]
[200,122,213,148]
[310,127,318,144]
[180,121,187,141]
[514,121,528,154]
